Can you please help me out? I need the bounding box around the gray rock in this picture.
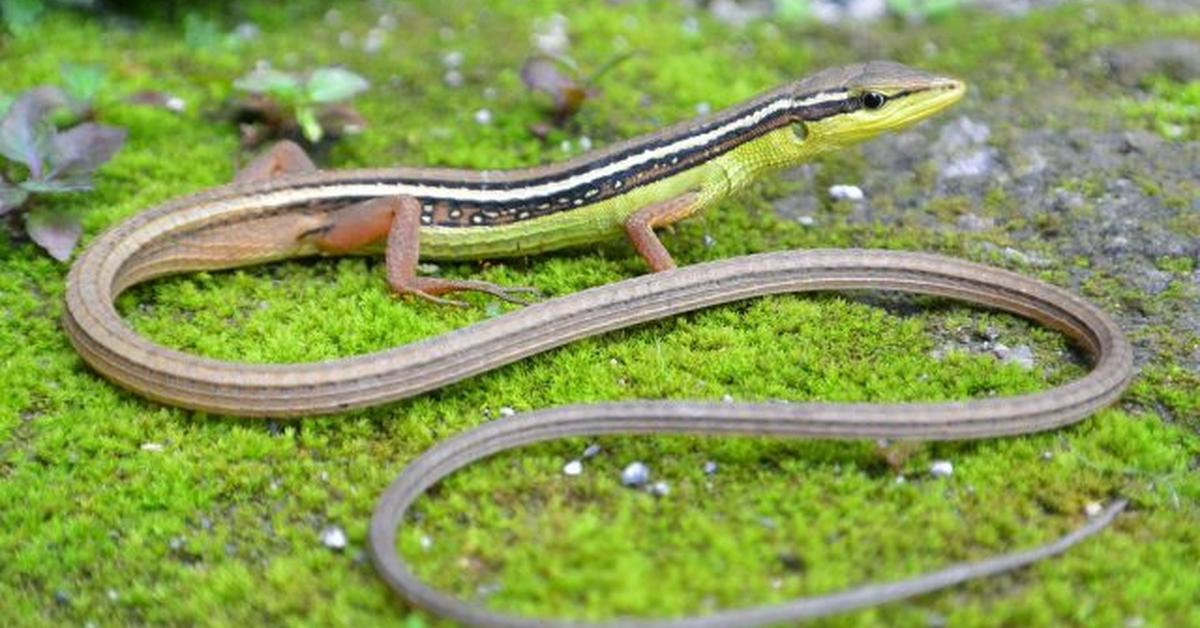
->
[1104,39,1200,87]
[621,462,650,487]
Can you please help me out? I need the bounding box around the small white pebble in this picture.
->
[140,443,164,453]
[364,28,387,53]
[1085,501,1103,517]
[499,406,516,417]
[621,462,649,487]
[703,234,717,248]
[895,475,907,484]
[703,461,717,475]
[441,50,464,68]
[1041,451,1053,461]
[106,589,119,602]
[578,136,593,151]
[583,444,602,459]
[695,101,711,115]
[649,481,670,497]
[417,262,441,274]
[796,215,815,226]
[233,22,260,40]
[930,460,954,478]
[164,96,187,113]
[721,394,734,403]
[473,109,492,125]
[829,184,864,201]
[419,534,433,550]
[320,526,347,551]
[443,70,463,88]
[562,459,583,476]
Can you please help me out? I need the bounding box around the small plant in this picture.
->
[0,86,125,260]
[519,52,632,133]
[232,66,369,147]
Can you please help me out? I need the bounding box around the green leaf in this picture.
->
[25,207,81,261]
[234,67,302,100]
[296,105,322,143]
[60,63,106,106]
[305,68,369,104]
[1,0,45,37]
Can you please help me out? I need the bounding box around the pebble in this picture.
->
[499,406,516,417]
[1085,501,1103,517]
[649,481,671,497]
[562,459,583,476]
[829,184,865,201]
[140,442,164,453]
[796,215,815,226]
[473,108,492,125]
[364,28,387,54]
[583,443,602,459]
[578,136,593,151]
[233,22,260,41]
[955,213,994,232]
[930,460,954,478]
[441,50,464,68]
[443,70,464,88]
[320,525,347,551]
[621,462,649,487]
[703,461,718,475]
[703,234,717,248]
[532,13,570,56]
[695,102,712,115]
[419,534,433,550]
[1041,451,1053,461]
[721,394,734,403]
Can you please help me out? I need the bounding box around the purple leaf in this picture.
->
[0,179,30,215]
[46,123,127,182]
[25,209,82,262]
[519,56,589,120]
[0,87,70,176]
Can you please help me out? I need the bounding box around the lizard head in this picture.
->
[788,61,965,148]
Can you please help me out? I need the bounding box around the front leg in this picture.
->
[314,196,537,307]
[623,191,701,272]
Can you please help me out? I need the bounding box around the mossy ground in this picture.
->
[2,1,1198,626]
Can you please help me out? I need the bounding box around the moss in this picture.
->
[1,2,1199,627]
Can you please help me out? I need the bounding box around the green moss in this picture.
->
[1123,79,1200,141]
[1,2,1199,627]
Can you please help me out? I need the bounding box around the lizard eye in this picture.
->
[862,92,887,110]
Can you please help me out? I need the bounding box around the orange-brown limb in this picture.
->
[234,140,317,184]
[623,191,700,272]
